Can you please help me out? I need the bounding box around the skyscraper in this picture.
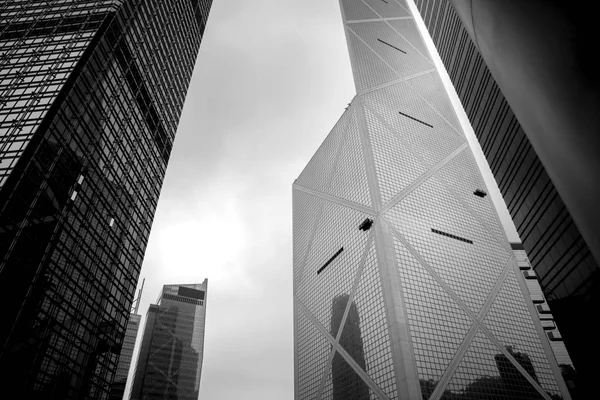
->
[293,1,570,399]
[0,0,213,397]
[129,281,208,400]
[111,314,141,400]
[512,243,578,398]
[411,0,599,392]
[110,280,145,400]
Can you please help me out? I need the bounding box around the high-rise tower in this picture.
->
[0,1,213,397]
[129,281,208,400]
[411,1,600,391]
[293,1,570,399]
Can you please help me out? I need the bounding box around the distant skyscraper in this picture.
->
[111,314,141,400]
[412,0,600,390]
[293,1,569,399]
[110,280,145,400]
[0,0,213,398]
[129,281,208,400]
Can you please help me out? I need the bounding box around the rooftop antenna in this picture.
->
[131,278,145,315]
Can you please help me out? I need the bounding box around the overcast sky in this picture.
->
[126,1,519,399]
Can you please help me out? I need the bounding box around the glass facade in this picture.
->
[129,282,208,400]
[293,1,570,399]
[412,1,600,394]
[0,1,213,398]
[110,313,141,400]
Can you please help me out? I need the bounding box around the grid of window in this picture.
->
[295,199,373,331]
[433,149,505,239]
[293,2,568,399]
[293,190,324,284]
[340,0,380,22]
[403,70,461,133]
[346,29,399,92]
[394,235,474,394]
[444,330,547,399]
[343,241,397,398]
[348,20,431,79]
[296,108,353,195]
[0,1,212,398]
[296,307,332,400]
[413,1,598,391]
[328,108,372,207]
[361,0,411,19]
[132,284,207,400]
[384,175,511,313]
[483,270,562,397]
[365,107,427,205]
[363,81,465,169]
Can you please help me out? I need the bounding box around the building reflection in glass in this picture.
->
[330,294,369,400]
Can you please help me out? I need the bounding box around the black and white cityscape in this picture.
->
[0,0,597,399]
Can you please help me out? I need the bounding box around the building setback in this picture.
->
[0,0,212,398]
[129,281,208,400]
[293,0,570,399]
[412,0,599,393]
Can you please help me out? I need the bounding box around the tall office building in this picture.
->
[293,1,569,399]
[129,281,208,400]
[0,0,213,398]
[110,280,145,400]
[512,243,578,398]
[110,314,141,400]
[411,0,600,391]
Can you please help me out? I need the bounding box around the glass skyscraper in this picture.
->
[411,1,599,392]
[0,0,212,398]
[293,1,570,399]
[129,281,208,400]
[110,313,141,400]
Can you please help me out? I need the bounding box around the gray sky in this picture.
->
[126,1,519,399]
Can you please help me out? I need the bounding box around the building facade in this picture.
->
[511,243,578,398]
[129,281,208,400]
[0,0,212,398]
[293,1,570,399]
[110,314,141,400]
[411,0,600,390]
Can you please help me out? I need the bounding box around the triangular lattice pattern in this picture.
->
[340,240,397,398]
[365,107,427,205]
[483,270,562,397]
[444,330,546,400]
[296,199,372,330]
[296,108,352,193]
[293,2,566,399]
[361,0,411,19]
[384,174,511,313]
[349,21,431,79]
[394,235,474,392]
[340,0,380,21]
[296,306,333,400]
[293,191,324,284]
[363,83,465,168]
[434,148,507,239]
[329,108,372,206]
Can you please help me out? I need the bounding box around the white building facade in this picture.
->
[292,1,571,399]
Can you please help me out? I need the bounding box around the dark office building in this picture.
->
[413,0,600,393]
[129,282,208,400]
[330,294,369,400]
[0,0,213,398]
